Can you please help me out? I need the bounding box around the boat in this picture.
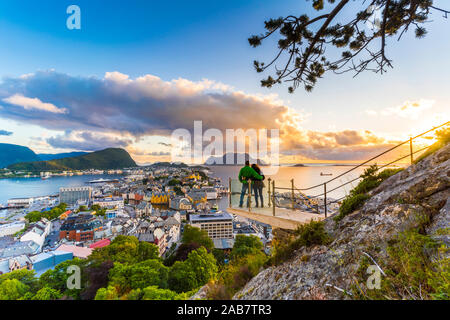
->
[87,178,119,184]
[41,173,51,180]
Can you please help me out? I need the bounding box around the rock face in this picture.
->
[234,143,450,300]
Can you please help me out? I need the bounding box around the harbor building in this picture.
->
[59,186,92,206]
[7,197,34,208]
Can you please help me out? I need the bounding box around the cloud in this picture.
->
[2,94,67,114]
[283,143,399,161]
[365,99,435,120]
[158,142,172,147]
[365,110,378,116]
[282,129,385,150]
[279,129,389,161]
[0,70,287,136]
[46,131,134,151]
[0,130,12,136]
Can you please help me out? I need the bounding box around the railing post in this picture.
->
[291,179,295,210]
[248,180,252,212]
[228,177,231,207]
[272,180,275,217]
[410,137,414,164]
[323,183,327,218]
[267,178,272,207]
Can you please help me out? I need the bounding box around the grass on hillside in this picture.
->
[334,165,403,222]
[266,220,331,266]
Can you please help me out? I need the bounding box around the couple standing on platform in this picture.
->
[238,160,265,208]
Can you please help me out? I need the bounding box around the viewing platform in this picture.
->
[227,206,325,230]
[227,178,330,230]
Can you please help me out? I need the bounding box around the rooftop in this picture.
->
[60,213,102,231]
[89,238,111,249]
[93,197,123,202]
[213,238,235,249]
[56,244,92,259]
[190,212,233,223]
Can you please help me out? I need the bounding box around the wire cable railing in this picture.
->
[285,121,449,217]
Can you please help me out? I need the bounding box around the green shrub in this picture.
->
[295,219,332,246]
[335,194,370,222]
[334,166,402,222]
[206,283,232,300]
[94,285,119,300]
[230,235,263,260]
[168,247,218,293]
[267,220,330,266]
[182,225,214,251]
[141,286,179,300]
[207,237,269,300]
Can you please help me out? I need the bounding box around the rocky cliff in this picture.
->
[234,143,449,300]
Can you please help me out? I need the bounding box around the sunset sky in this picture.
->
[0,0,448,164]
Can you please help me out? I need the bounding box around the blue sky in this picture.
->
[0,0,448,163]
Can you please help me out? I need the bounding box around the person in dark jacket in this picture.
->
[238,160,263,208]
[251,163,265,207]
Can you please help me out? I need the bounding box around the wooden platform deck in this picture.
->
[227,206,325,230]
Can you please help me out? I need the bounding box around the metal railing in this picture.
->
[229,121,449,219]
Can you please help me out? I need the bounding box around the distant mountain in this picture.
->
[149,162,188,168]
[205,153,267,166]
[38,152,88,161]
[0,143,41,168]
[8,148,137,171]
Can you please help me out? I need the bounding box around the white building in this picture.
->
[0,255,33,274]
[7,198,33,208]
[201,187,218,200]
[93,196,124,210]
[20,219,51,252]
[189,213,233,240]
[59,186,92,206]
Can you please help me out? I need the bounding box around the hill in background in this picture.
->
[38,151,88,161]
[0,143,41,168]
[8,148,137,171]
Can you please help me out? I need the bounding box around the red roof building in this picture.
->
[89,238,111,249]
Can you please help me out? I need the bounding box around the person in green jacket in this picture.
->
[238,160,263,207]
